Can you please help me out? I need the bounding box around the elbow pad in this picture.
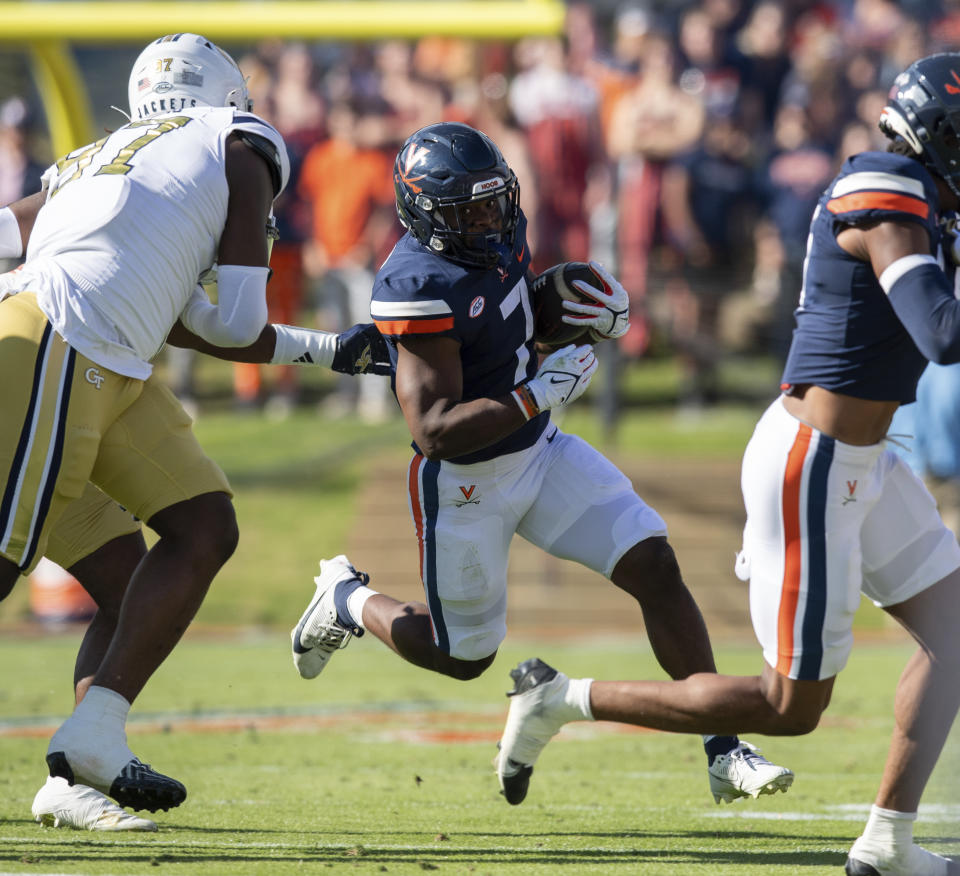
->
[180,264,269,347]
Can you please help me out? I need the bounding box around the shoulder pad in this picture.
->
[235,130,283,197]
[826,151,937,226]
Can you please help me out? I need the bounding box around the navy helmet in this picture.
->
[393,122,519,268]
[880,52,960,196]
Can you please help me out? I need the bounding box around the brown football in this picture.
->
[531,261,603,346]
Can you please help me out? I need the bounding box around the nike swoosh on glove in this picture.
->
[524,344,598,411]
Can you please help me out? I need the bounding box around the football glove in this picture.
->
[562,260,630,341]
[524,343,598,412]
[333,323,392,376]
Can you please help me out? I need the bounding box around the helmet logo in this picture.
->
[469,296,485,318]
[946,69,960,95]
[472,177,504,194]
[398,144,429,193]
[155,82,173,93]
[403,144,429,174]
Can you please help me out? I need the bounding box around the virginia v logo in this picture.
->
[455,485,480,507]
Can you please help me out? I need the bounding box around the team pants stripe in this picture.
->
[408,454,447,652]
[777,423,834,679]
[0,326,76,569]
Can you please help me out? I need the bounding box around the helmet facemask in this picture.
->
[413,179,519,267]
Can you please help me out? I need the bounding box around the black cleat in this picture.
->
[508,658,558,696]
[47,752,186,813]
[109,759,187,812]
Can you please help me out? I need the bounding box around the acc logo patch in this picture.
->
[469,296,485,318]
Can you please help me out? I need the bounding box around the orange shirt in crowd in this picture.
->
[298,138,395,263]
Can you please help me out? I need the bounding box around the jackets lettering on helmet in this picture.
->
[127,33,252,121]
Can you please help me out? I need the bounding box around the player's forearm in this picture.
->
[404,394,532,460]
[166,320,277,363]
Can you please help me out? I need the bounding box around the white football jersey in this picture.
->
[18,106,288,379]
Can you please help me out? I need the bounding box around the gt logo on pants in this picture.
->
[85,367,105,389]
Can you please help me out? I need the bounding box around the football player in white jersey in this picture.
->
[488,55,960,876]
[0,33,388,821]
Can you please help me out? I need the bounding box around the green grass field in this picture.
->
[1,363,958,874]
[2,635,959,875]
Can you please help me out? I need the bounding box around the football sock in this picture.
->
[850,806,953,875]
[72,685,131,726]
[703,735,740,765]
[566,677,595,721]
[334,577,375,633]
[48,686,135,785]
[345,585,377,632]
[860,805,917,848]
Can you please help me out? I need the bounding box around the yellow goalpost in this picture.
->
[0,0,564,156]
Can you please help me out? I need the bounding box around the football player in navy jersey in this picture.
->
[477,56,960,876]
[290,121,793,807]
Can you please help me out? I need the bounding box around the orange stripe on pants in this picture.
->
[777,424,811,675]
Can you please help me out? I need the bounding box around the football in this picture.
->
[531,261,604,346]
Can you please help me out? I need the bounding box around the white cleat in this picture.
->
[708,740,794,804]
[32,776,157,831]
[290,554,366,679]
[846,838,959,875]
[495,658,581,805]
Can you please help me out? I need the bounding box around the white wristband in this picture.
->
[0,207,23,259]
[271,324,337,368]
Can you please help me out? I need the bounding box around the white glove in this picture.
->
[514,344,598,419]
[561,260,630,340]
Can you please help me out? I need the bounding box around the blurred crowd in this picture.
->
[3,0,960,415]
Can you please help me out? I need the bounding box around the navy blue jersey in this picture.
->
[371,212,547,464]
[781,151,943,403]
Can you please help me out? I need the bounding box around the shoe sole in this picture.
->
[712,771,794,804]
[845,858,881,876]
[47,752,187,813]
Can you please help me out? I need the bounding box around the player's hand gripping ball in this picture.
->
[532,261,630,346]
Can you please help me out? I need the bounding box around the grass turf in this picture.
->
[1,634,958,875]
[1,369,957,872]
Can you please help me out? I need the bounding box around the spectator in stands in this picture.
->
[607,29,704,358]
[508,36,607,272]
[660,107,761,408]
[299,97,397,421]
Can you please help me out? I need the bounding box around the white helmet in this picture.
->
[128,33,251,121]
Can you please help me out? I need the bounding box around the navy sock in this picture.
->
[704,735,740,765]
[333,574,367,636]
